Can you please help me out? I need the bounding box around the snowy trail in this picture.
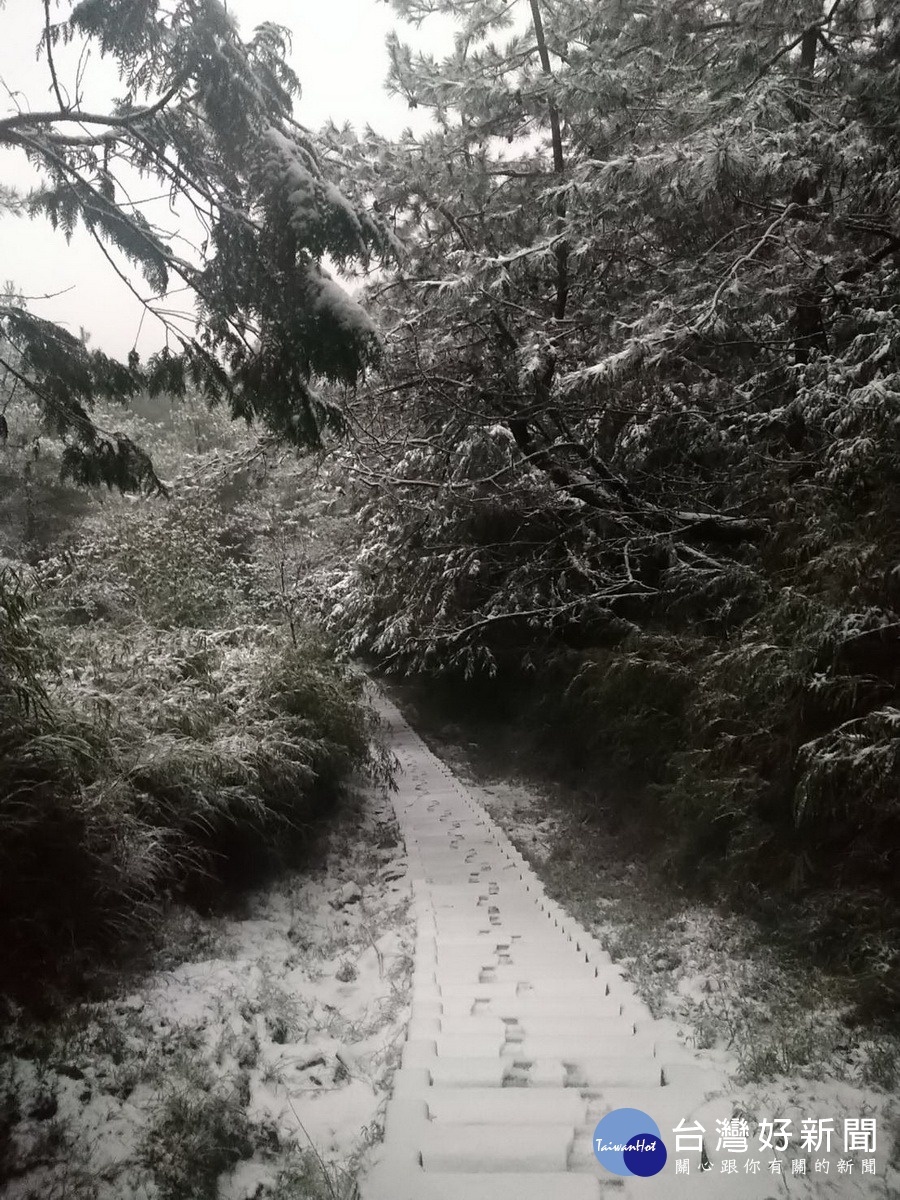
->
[360,694,770,1200]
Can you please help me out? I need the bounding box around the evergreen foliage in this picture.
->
[1,2,388,489]
[327,0,900,1017]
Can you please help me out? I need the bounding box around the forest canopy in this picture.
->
[320,0,900,1017]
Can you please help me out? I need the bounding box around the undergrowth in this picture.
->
[141,1082,256,1200]
[0,394,386,1009]
[386,662,900,1031]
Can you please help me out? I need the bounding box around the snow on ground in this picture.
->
[1,788,413,1200]
[451,772,900,1198]
[4,712,899,1198]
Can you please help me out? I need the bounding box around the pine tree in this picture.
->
[332,0,900,663]
[329,0,900,988]
[0,0,389,491]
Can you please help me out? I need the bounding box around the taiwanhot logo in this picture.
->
[593,1107,667,1178]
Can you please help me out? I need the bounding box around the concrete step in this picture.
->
[504,1034,654,1060]
[409,1033,655,1060]
[360,1164,608,1200]
[432,963,601,983]
[434,932,571,947]
[425,1087,590,1125]
[415,970,627,992]
[419,1123,575,1172]
[425,1055,665,1088]
[433,947,593,964]
[362,696,750,1200]
[424,1057,506,1087]
[432,967,601,988]
[418,1015,636,1039]
[434,941,595,959]
[430,996,625,1020]
[431,980,612,1001]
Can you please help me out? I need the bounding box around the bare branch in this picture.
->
[0,76,188,136]
[42,0,68,114]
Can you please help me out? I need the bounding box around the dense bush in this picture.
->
[0,401,383,1006]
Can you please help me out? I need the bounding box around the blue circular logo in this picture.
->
[593,1108,667,1177]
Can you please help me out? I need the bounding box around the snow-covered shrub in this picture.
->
[0,441,380,1006]
[141,1083,255,1200]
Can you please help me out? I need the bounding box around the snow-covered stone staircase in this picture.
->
[359,695,743,1199]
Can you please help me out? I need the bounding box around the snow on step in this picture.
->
[429,996,626,1020]
[360,691,737,1200]
[414,1032,657,1060]
[360,1166,607,1200]
[424,1087,589,1125]
[420,1123,574,1172]
[424,1054,664,1089]
[432,980,616,1000]
[421,1015,636,1039]
[435,947,599,969]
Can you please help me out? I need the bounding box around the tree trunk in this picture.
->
[528,0,569,322]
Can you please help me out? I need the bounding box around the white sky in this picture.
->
[0,0,455,358]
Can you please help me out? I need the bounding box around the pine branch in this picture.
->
[42,0,68,114]
[0,79,189,136]
[528,0,568,321]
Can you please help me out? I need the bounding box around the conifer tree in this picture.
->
[0,0,389,491]
[330,0,900,970]
[334,0,900,667]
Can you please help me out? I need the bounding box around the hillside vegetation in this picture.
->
[0,0,401,1009]
[0,392,382,1008]
[317,0,900,1024]
[2,0,897,1030]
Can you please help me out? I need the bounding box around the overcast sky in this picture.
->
[0,0,454,358]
